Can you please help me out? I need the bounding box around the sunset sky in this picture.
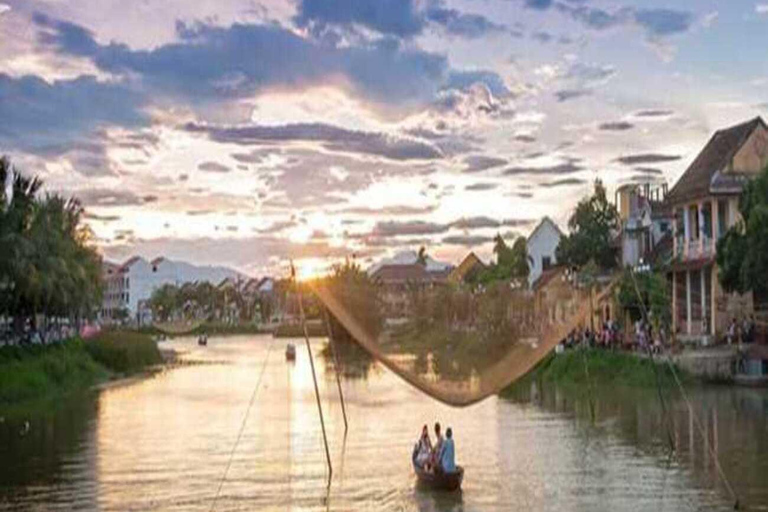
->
[2,0,767,277]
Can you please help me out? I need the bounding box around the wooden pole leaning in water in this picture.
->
[293,263,333,485]
[324,307,348,433]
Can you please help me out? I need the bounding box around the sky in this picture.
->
[2,0,768,278]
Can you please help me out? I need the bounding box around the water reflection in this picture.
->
[505,380,768,509]
[0,335,764,511]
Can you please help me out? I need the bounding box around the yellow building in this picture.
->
[666,117,768,341]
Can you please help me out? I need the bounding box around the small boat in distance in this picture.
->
[411,445,463,491]
[285,343,296,361]
[197,334,208,346]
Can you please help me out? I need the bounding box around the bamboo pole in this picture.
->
[293,262,332,485]
[324,308,349,433]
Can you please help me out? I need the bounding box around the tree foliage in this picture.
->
[556,179,620,270]
[617,268,671,326]
[474,234,529,285]
[716,163,768,298]
[0,157,102,329]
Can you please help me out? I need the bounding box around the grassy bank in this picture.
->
[0,331,162,407]
[501,349,691,397]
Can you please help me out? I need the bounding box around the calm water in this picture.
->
[1,335,766,511]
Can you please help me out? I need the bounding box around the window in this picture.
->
[542,256,551,270]
[718,199,728,237]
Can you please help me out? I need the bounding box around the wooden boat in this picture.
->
[411,445,463,491]
[285,343,296,361]
[197,335,208,346]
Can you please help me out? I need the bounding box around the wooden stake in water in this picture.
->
[292,262,333,485]
[324,308,349,434]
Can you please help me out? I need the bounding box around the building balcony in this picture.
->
[674,237,716,262]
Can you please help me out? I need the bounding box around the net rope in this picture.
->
[310,276,618,407]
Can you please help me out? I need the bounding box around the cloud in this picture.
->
[425,6,507,38]
[599,121,634,131]
[531,31,553,43]
[757,4,768,15]
[445,70,512,98]
[253,219,299,233]
[0,3,10,15]
[0,73,147,155]
[442,235,493,246]
[197,161,231,173]
[552,4,694,50]
[293,0,504,40]
[539,177,586,188]
[73,188,145,207]
[340,205,437,215]
[634,8,694,36]
[566,63,616,85]
[450,216,500,229]
[634,167,664,175]
[633,109,674,118]
[465,182,499,191]
[371,220,449,236]
[503,162,583,175]
[184,121,442,161]
[514,134,536,143]
[525,0,553,10]
[462,155,507,173]
[33,14,456,110]
[615,153,682,165]
[83,212,121,222]
[555,89,592,102]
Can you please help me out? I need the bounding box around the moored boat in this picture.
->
[197,334,208,346]
[285,343,296,361]
[411,445,463,491]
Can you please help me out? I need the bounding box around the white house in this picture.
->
[100,256,244,324]
[526,217,563,287]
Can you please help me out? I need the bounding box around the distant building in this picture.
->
[100,256,243,324]
[616,183,673,268]
[371,263,446,319]
[526,217,563,287]
[666,116,768,341]
[448,252,487,285]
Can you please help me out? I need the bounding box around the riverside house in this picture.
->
[666,117,768,342]
[526,217,563,288]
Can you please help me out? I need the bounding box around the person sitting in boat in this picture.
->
[415,425,432,467]
[440,427,456,474]
[431,422,444,469]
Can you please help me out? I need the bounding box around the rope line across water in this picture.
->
[209,338,275,512]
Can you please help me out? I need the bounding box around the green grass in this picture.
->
[500,349,691,397]
[0,340,107,405]
[84,330,163,374]
[0,331,162,407]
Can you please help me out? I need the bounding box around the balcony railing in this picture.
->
[674,237,715,261]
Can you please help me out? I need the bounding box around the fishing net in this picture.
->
[308,264,617,407]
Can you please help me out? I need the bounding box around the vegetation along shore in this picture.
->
[501,349,692,397]
[0,331,163,409]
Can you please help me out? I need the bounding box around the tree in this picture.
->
[556,179,620,270]
[617,267,670,327]
[717,163,768,300]
[0,157,102,332]
[476,235,529,285]
[416,246,428,266]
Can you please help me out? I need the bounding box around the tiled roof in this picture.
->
[667,117,766,205]
[532,265,566,291]
[371,264,431,282]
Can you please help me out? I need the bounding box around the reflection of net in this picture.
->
[311,277,616,407]
[153,319,204,334]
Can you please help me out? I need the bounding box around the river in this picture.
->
[1,335,766,511]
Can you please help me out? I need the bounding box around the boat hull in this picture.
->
[412,448,463,491]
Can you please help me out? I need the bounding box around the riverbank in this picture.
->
[501,349,691,397]
[0,331,163,410]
